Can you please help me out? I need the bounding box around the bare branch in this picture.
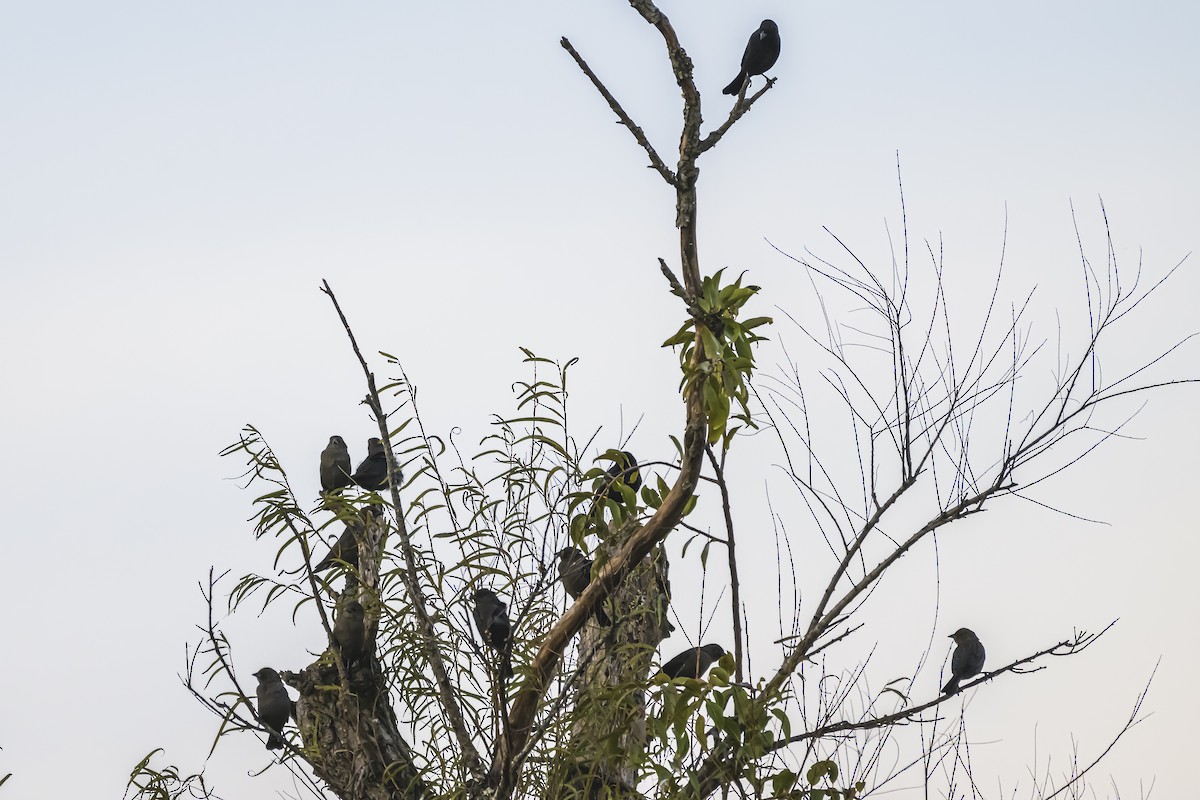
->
[705,443,745,683]
[698,78,777,154]
[771,624,1115,748]
[1042,662,1156,799]
[560,36,676,186]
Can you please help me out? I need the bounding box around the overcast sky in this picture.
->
[1,2,1197,798]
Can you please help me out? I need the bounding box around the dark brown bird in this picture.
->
[313,520,360,572]
[557,547,611,626]
[253,667,291,750]
[660,644,725,679]
[320,435,353,494]
[942,628,985,695]
[332,600,366,665]
[722,20,781,96]
[298,507,381,576]
[352,437,399,491]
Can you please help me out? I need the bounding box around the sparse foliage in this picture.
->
[127,4,1194,800]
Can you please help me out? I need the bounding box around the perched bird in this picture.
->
[332,600,366,665]
[660,644,726,680]
[298,507,381,576]
[253,667,291,750]
[319,435,353,494]
[722,20,781,96]
[604,450,643,503]
[352,438,399,491]
[557,547,612,626]
[312,519,361,573]
[472,589,511,650]
[942,628,986,695]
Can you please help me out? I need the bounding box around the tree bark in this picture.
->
[283,509,428,800]
[550,519,673,799]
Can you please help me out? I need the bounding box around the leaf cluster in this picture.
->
[663,269,772,445]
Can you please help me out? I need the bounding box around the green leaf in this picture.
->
[771,769,797,796]
[662,324,695,348]
[771,707,792,740]
[700,327,723,360]
[741,315,773,330]
[640,485,661,508]
[807,760,839,786]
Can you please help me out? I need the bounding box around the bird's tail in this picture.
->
[723,72,747,95]
[266,731,285,750]
[941,677,960,695]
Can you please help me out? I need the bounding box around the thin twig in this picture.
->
[705,443,745,683]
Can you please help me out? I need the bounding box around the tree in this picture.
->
[126,4,1194,800]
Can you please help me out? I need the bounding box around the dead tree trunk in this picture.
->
[550,518,673,800]
[284,508,428,800]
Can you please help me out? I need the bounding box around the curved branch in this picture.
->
[489,15,719,792]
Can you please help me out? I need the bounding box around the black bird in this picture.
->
[353,437,399,491]
[942,628,986,695]
[319,435,353,494]
[604,450,643,503]
[333,600,366,665]
[557,547,612,627]
[253,667,291,750]
[660,644,726,679]
[722,20,781,96]
[472,589,511,650]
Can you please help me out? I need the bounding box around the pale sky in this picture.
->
[1,2,1197,798]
